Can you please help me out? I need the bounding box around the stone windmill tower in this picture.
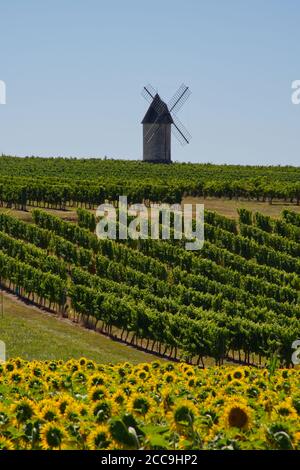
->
[141,84,191,163]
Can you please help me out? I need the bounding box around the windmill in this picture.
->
[141,83,191,163]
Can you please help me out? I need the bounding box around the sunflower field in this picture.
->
[0,359,299,450]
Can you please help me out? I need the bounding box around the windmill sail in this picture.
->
[172,114,191,145]
[141,84,156,103]
[168,84,191,114]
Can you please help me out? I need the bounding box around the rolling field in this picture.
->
[0,291,154,363]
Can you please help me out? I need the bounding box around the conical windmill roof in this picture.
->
[141,94,173,124]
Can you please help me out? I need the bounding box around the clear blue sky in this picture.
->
[1,0,300,165]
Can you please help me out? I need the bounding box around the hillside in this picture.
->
[0,291,155,363]
[0,204,299,366]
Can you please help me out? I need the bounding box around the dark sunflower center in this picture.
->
[228,407,249,428]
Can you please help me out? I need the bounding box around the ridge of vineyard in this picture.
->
[0,156,300,208]
[0,206,299,366]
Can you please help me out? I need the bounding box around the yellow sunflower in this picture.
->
[40,422,65,450]
[88,385,107,402]
[137,369,148,381]
[72,370,87,384]
[12,398,36,423]
[128,393,153,417]
[92,399,115,424]
[163,372,177,384]
[0,436,14,450]
[87,425,110,450]
[294,431,300,450]
[274,399,298,420]
[171,399,198,433]
[87,373,107,387]
[38,403,60,422]
[160,386,175,413]
[56,394,76,415]
[232,367,246,381]
[111,390,127,407]
[221,398,252,430]
[64,402,87,422]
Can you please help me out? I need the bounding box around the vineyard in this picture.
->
[0,156,300,208]
[0,204,299,366]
